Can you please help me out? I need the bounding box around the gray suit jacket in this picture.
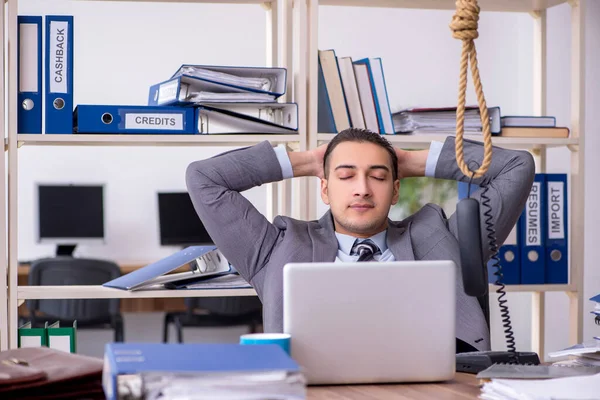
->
[186,136,535,351]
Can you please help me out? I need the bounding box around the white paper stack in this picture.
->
[480,372,600,400]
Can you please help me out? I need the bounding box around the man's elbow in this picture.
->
[185,161,205,193]
[517,150,536,190]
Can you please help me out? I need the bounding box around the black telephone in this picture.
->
[455,180,541,373]
[448,0,541,373]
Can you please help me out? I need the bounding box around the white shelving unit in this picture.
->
[16,134,301,147]
[17,286,257,300]
[303,0,585,359]
[2,0,587,360]
[3,0,301,350]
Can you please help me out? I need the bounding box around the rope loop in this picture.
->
[449,0,492,179]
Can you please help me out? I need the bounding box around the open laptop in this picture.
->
[283,260,457,385]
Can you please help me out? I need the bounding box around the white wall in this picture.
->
[17,0,270,263]
[15,1,599,357]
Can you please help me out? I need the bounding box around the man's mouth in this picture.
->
[349,203,374,210]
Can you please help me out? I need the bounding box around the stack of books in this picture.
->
[499,115,569,138]
[317,49,395,134]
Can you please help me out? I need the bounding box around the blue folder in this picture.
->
[103,246,230,291]
[103,343,301,400]
[545,173,568,284]
[45,15,73,134]
[519,174,546,284]
[18,16,42,134]
[74,105,196,134]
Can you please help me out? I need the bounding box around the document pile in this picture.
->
[592,293,600,327]
[103,343,306,400]
[479,371,600,400]
[542,295,600,369]
[391,106,501,135]
[73,64,298,135]
[148,64,299,134]
[103,246,252,291]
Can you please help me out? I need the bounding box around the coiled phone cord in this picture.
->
[480,184,517,355]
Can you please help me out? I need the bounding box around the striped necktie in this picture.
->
[351,239,381,262]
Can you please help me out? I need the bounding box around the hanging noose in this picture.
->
[450,0,492,178]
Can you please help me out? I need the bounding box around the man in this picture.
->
[186,129,535,352]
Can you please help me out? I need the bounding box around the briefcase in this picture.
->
[0,346,104,399]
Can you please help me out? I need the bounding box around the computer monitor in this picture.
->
[157,192,214,247]
[37,184,105,257]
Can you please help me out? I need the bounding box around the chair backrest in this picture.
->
[27,257,122,322]
[185,296,262,317]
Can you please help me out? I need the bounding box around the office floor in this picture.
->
[76,312,253,359]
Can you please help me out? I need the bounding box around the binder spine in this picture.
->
[520,174,546,284]
[17,16,43,134]
[45,16,74,134]
[545,173,568,284]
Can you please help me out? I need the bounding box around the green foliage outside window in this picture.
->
[391,177,458,219]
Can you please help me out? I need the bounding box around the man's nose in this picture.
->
[353,176,372,197]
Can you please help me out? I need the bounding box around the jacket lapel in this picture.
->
[311,211,339,262]
[387,219,415,261]
[312,212,415,262]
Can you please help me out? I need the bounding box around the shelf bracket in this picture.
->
[568,0,579,8]
[529,10,542,19]
[530,147,546,157]
[285,141,299,152]
[260,2,272,11]
[567,144,579,153]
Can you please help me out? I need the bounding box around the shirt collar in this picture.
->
[335,230,388,256]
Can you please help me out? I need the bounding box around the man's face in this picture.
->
[320,141,399,238]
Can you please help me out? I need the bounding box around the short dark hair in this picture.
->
[323,128,399,180]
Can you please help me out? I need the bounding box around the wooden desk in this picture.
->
[307,373,480,399]
[18,263,187,314]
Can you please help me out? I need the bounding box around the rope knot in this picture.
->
[450,0,480,41]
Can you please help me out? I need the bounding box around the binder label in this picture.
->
[548,181,565,239]
[125,113,183,130]
[525,181,541,246]
[49,21,68,94]
[19,23,39,92]
[158,79,179,104]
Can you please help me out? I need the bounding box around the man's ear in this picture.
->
[320,178,330,205]
[391,179,400,205]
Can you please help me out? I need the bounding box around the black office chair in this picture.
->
[25,257,125,342]
[162,296,263,343]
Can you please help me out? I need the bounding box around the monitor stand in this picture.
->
[56,244,77,257]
